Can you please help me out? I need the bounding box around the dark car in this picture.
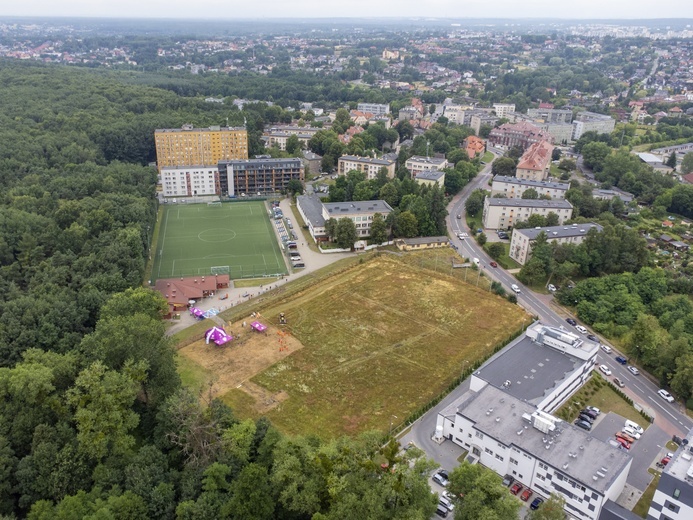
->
[580,409,598,420]
[578,414,594,424]
[437,469,449,480]
[587,334,598,342]
[502,474,515,487]
[490,261,498,268]
[615,356,628,365]
[574,419,592,431]
[566,318,577,326]
[530,497,544,510]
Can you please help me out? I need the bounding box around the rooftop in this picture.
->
[443,385,631,495]
[664,427,693,486]
[514,223,603,241]
[398,236,449,246]
[297,194,326,228]
[486,198,573,209]
[493,175,569,190]
[339,155,395,166]
[416,169,445,181]
[517,140,554,171]
[323,200,393,216]
[155,125,245,133]
[220,158,302,168]
[406,155,448,165]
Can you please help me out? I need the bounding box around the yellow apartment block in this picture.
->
[154,124,248,171]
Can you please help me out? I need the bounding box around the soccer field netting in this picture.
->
[151,202,288,281]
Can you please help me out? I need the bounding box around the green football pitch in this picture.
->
[151,202,288,281]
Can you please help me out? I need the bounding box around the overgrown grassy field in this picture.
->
[221,254,529,438]
[151,201,287,281]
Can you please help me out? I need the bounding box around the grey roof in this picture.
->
[221,158,302,170]
[407,155,448,166]
[449,385,632,495]
[323,200,393,216]
[155,126,245,133]
[493,175,569,191]
[592,189,635,203]
[399,236,449,245]
[636,152,663,164]
[297,194,325,228]
[514,223,602,241]
[416,170,445,181]
[339,155,394,166]
[663,426,693,486]
[302,150,322,160]
[486,198,573,209]
[475,335,584,404]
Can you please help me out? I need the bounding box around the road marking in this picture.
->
[648,396,680,421]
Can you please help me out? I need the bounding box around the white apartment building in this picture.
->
[571,112,616,140]
[493,103,516,118]
[442,105,472,125]
[405,156,449,176]
[337,155,396,179]
[322,200,393,237]
[160,166,219,198]
[414,169,445,186]
[647,427,693,520]
[482,198,573,230]
[357,103,390,116]
[509,223,603,265]
[491,176,569,200]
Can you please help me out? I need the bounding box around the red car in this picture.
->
[510,482,523,495]
[490,261,498,268]
[615,437,631,450]
[520,488,534,502]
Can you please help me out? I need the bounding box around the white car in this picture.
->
[575,325,588,334]
[600,345,612,354]
[458,232,468,239]
[599,365,612,376]
[547,284,556,292]
[623,426,641,439]
[627,366,640,376]
[658,389,675,403]
[511,284,521,294]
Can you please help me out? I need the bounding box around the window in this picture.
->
[485,447,493,455]
[510,458,518,466]
[475,431,484,440]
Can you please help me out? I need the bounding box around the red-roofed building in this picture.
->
[516,140,555,182]
[154,275,230,318]
[682,173,693,185]
[538,102,555,109]
[463,135,486,159]
[488,121,553,151]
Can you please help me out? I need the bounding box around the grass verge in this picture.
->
[632,469,660,518]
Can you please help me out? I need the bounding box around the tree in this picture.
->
[681,152,693,174]
[558,158,576,171]
[465,190,485,217]
[286,134,302,155]
[448,462,520,520]
[394,211,418,238]
[581,142,611,172]
[487,242,505,260]
[370,213,387,244]
[522,188,539,199]
[526,493,566,520]
[476,232,487,246]
[552,148,562,161]
[666,151,677,169]
[335,218,357,249]
[491,157,517,177]
[324,218,338,241]
[286,179,304,197]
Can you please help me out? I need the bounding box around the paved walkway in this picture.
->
[165,198,354,336]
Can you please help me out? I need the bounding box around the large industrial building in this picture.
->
[436,322,632,520]
[154,125,248,171]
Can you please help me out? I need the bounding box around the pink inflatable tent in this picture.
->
[205,327,233,346]
[190,307,205,319]
[250,321,267,332]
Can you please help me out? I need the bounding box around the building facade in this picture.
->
[571,112,616,141]
[647,427,693,520]
[154,125,248,171]
[338,155,396,179]
[301,150,322,175]
[491,176,569,200]
[322,200,393,237]
[493,103,516,118]
[516,140,555,182]
[488,122,554,150]
[527,107,573,124]
[414,169,445,186]
[405,156,449,176]
[160,166,219,198]
[264,131,313,150]
[218,158,303,197]
[509,223,603,265]
[482,198,574,230]
[357,103,390,116]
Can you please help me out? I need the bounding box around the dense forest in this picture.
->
[0,60,445,519]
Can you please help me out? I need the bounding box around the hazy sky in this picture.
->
[1,0,692,20]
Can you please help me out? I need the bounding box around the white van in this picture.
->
[624,420,644,435]
[511,284,521,294]
[473,257,480,266]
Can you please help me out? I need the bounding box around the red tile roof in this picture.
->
[516,140,554,171]
[154,275,230,307]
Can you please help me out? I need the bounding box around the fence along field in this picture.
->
[151,201,287,281]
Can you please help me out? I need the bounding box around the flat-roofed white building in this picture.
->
[357,103,390,116]
[571,112,616,141]
[493,103,516,118]
[338,155,396,179]
[482,198,573,230]
[491,176,569,200]
[414,169,445,187]
[509,223,603,265]
[322,200,393,238]
[161,165,219,197]
[647,426,693,520]
[405,155,449,176]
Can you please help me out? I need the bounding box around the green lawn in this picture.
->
[483,242,521,270]
[633,469,660,518]
[151,201,288,281]
[481,151,494,163]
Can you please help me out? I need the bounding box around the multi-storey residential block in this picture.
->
[161,166,219,198]
[301,150,322,174]
[482,198,573,230]
[516,140,555,182]
[338,155,396,179]
[442,104,472,125]
[571,112,616,140]
[405,155,449,176]
[488,122,554,150]
[218,158,303,197]
[154,125,248,171]
[509,223,603,265]
[357,103,390,116]
[398,106,421,121]
[414,169,445,186]
[647,427,693,520]
[542,123,575,144]
[491,176,569,200]
[493,103,516,118]
[263,131,314,150]
[527,107,573,124]
[469,112,501,136]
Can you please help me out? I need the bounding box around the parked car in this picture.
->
[530,497,544,510]
[615,437,631,450]
[599,364,612,376]
[432,473,448,487]
[588,334,599,342]
[502,474,515,487]
[490,261,498,268]
[600,344,612,354]
[437,470,449,480]
[575,325,588,334]
[658,389,675,403]
[627,366,640,376]
[613,377,625,388]
[566,318,577,326]
[547,284,556,292]
[578,414,594,424]
[586,406,601,415]
[616,431,636,444]
[521,489,534,502]
[574,419,592,431]
[435,504,448,518]
[580,409,598,420]
[624,420,644,435]
[623,426,641,439]
[661,454,673,466]
[615,356,628,365]
[439,496,454,511]
[510,482,523,495]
